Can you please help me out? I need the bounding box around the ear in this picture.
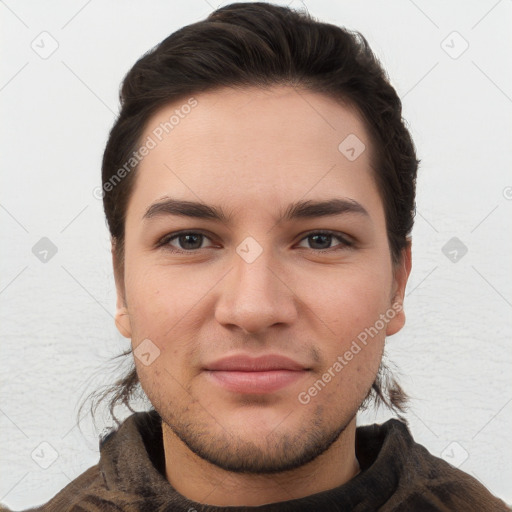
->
[112,240,132,339]
[386,240,412,337]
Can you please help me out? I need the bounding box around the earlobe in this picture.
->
[115,306,132,339]
[385,299,405,337]
[385,242,412,337]
[111,239,131,338]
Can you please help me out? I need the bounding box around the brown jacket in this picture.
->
[2,411,510,511]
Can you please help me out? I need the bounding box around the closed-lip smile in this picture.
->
[204,354,310,394]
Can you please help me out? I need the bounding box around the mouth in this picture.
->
[203,354,310,394]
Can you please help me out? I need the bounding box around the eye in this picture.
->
[296,230,353,252]
[159,231,214,253]
[157,229,354,254]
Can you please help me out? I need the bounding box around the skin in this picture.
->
[114,85,412,506]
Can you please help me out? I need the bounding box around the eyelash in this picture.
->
[157,230,354,254]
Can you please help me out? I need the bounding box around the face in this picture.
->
[114,85,410,473]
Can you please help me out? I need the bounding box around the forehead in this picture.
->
[128,85,381,223]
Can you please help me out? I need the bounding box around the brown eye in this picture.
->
[173,233,205,250]
[297,231,353,252]
[308,233,334,250]
[159,231,213,252]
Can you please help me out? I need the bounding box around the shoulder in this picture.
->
[369,419,510,511]
[0,464,145,512]
[0,464,102,512]
[0,412,161,512]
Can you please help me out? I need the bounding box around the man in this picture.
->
[4,2,509,511]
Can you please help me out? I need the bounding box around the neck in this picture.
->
[162,416,360,507]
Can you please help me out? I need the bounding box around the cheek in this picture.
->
[299,352,380,421]
[298,263,393,339]
[135,360,184,414]
[124,265,212,383]
[124,262,197,336]
[295,263,391,401]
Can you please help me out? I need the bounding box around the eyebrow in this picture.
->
[142,197,370,223]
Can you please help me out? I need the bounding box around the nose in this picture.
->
[214,245,298,335]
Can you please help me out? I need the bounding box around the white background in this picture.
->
[1,0,511,508]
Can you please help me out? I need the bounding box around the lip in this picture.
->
[204,354,309,394]
[204,354,307,372]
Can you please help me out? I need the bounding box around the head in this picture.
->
[99,2,417,472]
